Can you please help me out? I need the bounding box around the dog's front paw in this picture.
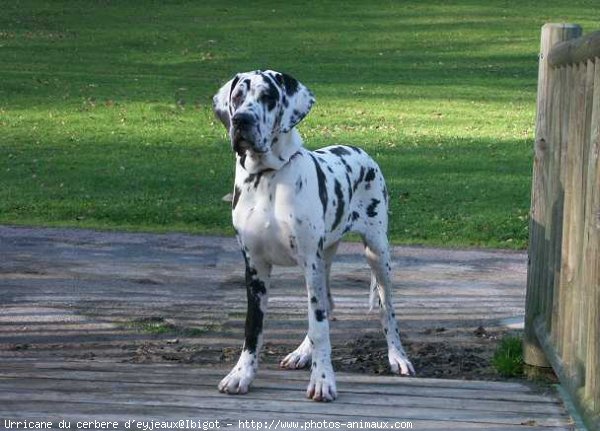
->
[218,364,256,395]
[388,347,415,376]
[280,336,312,369]
[306,366,337,402]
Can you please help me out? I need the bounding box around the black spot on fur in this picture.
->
[332,149,353,173]
[311,296,318,304]
[229,74,240,99]
[318,236,324,251]
[331,180,345,231]
[243,262,267,354]
[281,73,299,96]
[315,309,325,322]
[239,153,247,169]
[309,154,328,215]
[348,145,363,154]
[366,199,380,217]
[329,146,352,157]
[365,168,376,182]
[261,74,280,111]
[232,185,241,209]
[244,169,273,189]
[341,158,353,173]
[353,166,365,192]
[244,171,263,188]
[295,177,303,193]
[242,252,257,279]
[352,211,360,221]
[345,173,353,202]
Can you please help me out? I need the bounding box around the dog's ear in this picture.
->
[274,72,315,133]
[212,74,240,130]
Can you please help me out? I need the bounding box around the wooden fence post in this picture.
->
[584,59,600,412]
[524,23,582,368]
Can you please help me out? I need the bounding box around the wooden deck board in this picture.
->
[0,360,573,430]
[0,227,576,430]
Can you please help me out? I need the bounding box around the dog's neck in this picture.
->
[236,128,303,174]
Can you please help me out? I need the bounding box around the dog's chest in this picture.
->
[233,170,298,266]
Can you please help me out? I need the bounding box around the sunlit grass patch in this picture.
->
[1,0,597,248]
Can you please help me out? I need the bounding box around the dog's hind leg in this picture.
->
[323,241,339,315]
[363,232,415,376]
[280,334,312,369]
[219,254,271,395]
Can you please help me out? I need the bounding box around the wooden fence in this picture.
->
[524,23,600,430]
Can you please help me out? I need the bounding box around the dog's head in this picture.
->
[213,70,315,156]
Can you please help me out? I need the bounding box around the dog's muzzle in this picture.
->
[231,112,265,156]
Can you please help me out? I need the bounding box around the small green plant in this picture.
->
[493,335,524,377]
[125,316,213,337]
[126,317,176,334]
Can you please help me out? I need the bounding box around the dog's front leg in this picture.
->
[218,255,271,395]
[304,258,337,402]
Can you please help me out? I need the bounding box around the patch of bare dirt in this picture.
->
[333,333,499,380]
[123,326,523,382]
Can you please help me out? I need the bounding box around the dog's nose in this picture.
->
[232,112,254,129]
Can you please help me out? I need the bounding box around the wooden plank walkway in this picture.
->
[0,360,572,430]
[0,227,575,430]
[0,226,528,375]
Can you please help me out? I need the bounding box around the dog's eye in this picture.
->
[260,93,277,110]
[231,91,243,108]
[260,93,274,103]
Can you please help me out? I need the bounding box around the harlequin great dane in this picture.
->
[213,70,414,402]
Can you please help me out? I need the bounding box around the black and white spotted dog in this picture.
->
[213,70,414,402]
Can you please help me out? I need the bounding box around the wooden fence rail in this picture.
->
[524,23,600,430]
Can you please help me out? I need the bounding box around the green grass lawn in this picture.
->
[1,1,598,248]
